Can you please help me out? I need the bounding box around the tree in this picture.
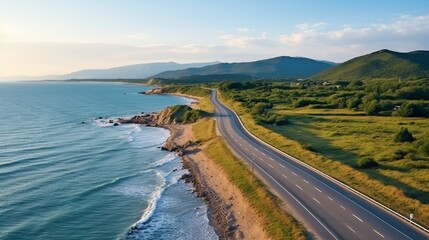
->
[394,127,414,143]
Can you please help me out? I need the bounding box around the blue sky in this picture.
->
[1,0,428,77]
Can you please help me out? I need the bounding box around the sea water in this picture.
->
[0,82,217,240]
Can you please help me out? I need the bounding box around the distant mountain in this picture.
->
[57,62,218,80]
[151,56,335,79]
[313,49,429,81]
[1,62,218,81]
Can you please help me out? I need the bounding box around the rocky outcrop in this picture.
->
[161,141,179,151]
[117,114,157,125]
[143,88,163,95]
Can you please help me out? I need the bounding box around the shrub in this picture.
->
[357,157,379,168]
[394,127,415,143]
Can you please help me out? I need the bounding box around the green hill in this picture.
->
[314,49,429,81]
[151,56,334,79]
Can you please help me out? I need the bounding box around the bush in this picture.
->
[394,127,415,143]
[364,100,380,115]
[357,157,379,168]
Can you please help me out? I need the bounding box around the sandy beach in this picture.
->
[162,123,268,240]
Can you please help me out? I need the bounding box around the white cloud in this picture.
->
[129,32,147,40]
[277,15,429,61]
[2,15,429,78]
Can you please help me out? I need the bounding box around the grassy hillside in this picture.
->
[152,56,334,79]
[314,49,429,81]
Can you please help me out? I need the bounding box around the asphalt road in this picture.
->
[210,90,429,240]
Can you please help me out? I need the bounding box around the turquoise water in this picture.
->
[0,82,217,240]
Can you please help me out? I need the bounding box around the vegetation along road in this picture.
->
[211,89,429,240]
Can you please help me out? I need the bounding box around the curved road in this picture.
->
[211,90,429,240]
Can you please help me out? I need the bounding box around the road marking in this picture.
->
[303,179,309,184]
[328,196,333,201]
[312,197,320,204]
[353,214,363,222]
[346,225,356,233]
[239,143,243,147]
[295,184,303,190]
[292,171,297,176]
[373,229,385,238]
[279,163,286,168]
[269,157,274,161]
[259,158,265,162]
[340,205,346,210]
[261,152,266,156]
[252,153,256,156]
[268,164,274,168]
[314,187,322,192]
[282,174,288,179]
[244,147,248,151]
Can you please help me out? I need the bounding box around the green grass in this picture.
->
[219,92,429,228]
[192,118,306,240]
[268,112,429,202]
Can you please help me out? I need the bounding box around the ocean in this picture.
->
[0,82,217,240]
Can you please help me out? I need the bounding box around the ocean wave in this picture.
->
[126,168,184,238]
[152,153,177,168]
[76,173,140,199]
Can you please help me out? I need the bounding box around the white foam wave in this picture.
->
[153,153,177,167]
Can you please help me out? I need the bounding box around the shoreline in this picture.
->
[161,123,268,240]
[123,89,268,239]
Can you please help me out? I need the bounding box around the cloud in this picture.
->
[2,14,429,78]
[129,32,147,40]
[278,15,429,61]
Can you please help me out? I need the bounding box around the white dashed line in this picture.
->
[373,229,385,238]
[303,179,309,184]
[259,158,265,163]
[268,164,274,168]
[353,214,363,222]
[282,174,288,179]
[328,196,333,201]
[292,171,297,176]
[340,205,346,210]
[239,143,243,147]
[312,197,320,204]
[252,153,256,156]
[314,187,322,192]
[346,225,356,233]
[295,184,303,190]
[261,152,266,156]
[279,163,286,168]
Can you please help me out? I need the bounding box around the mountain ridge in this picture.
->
[151,56,335,79]
[313,49,429,81]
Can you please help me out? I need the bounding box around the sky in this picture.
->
[1,0,429,78]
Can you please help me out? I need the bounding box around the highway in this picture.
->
[210,90,429,240]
